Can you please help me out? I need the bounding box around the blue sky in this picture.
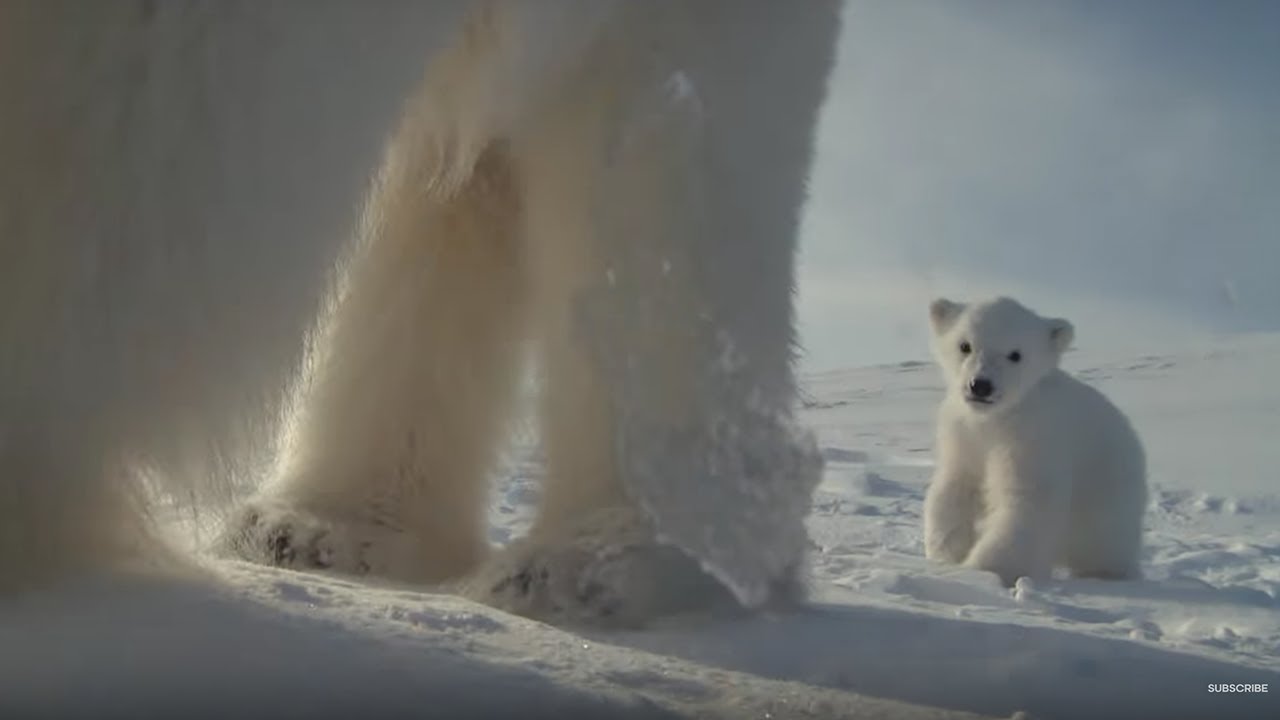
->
[796,0,1280,370]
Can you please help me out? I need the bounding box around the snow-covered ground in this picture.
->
[4,334,1278,719]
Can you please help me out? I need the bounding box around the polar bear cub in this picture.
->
[923,297,1147,586]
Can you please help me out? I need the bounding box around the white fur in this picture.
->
[0,1,838,624]
[923,297,1148,586]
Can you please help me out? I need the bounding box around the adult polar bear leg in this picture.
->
[221,1,634,583]
[224,140,526,583]
[0,7,142,587]
[223,12,528,583]
[0,3,248,592]
[468,1,840,622]
[462,15,733,624]
[0,2,469,590]
[599,1,840,609]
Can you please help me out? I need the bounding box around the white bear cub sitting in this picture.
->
[923,297,1147,587]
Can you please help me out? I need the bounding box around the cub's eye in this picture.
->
[959,341,972,355]
[1007,350,1022,363]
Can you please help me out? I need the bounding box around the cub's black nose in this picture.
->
[969,377,994,399]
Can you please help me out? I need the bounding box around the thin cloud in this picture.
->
[798,0,1280,370]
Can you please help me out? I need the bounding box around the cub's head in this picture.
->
[928,296,1073,415]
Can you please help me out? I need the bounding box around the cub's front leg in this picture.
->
[963,456,1068,587]
[923,469,981,565]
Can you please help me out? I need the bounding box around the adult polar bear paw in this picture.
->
[217,499,481,583]
[460,507,739,628]
[218,501,389,576]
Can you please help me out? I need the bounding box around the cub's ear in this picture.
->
[1048,317,1074,354]
[929,298,964,334]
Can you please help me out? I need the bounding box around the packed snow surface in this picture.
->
[4,334,1278,719]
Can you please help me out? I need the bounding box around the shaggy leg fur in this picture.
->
[466,1,839,621]
[224,138,526,584]
[460,21,723,621]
